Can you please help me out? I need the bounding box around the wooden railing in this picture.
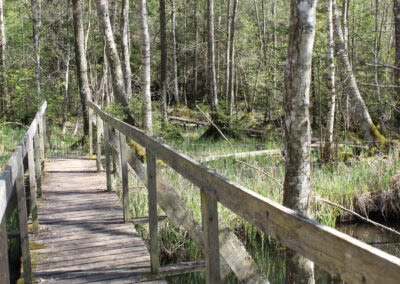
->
[0,102,47,284]
[88,101,400,283]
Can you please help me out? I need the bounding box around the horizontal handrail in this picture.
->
[88,101,400,283]
[0,101,46,222]
[0,101,47,284]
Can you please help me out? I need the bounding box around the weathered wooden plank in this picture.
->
[0,217,10,284]
[119,132,130,222]
[104,121,112,191]
[31,158,159,283]
[88,101,400,283]
[96,114,102,172]
[146,151,160,274]
[34,132,42,197]
[28,136,39,233]
[201,189,221,284]
[15,147,32,284]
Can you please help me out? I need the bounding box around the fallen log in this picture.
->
[200,149,281,162]
[168,116,210,126]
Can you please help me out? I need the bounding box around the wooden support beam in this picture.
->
[103,122,112,191]
[34,132,42,198]
[96,114,102,172]
[0,217,10,284]
[146,151,160,274]
[15,147,32,284]
[28,136,39,233]
[118,132,129,222]
[89,108,93,156]
[201,189,220,284]
[131,215,167,224]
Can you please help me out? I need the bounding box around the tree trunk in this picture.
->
[95,0,135,126]
[393,0,400,125]
[159,0,168,125]
[121,0,132,100]
[228,0,237,117]
[374,0,384,133]
[139,0,153,133]
[31,0,41,103]
[171,0,180,105]
[62,0,71,136]
[207,0,218,117]
[324,0,337,161]
[192,0,199,101]
[225,0,232,101]
[283,0,317,283]
[332,0,386,145]
[0,0,7,118]
[72,0,91,135]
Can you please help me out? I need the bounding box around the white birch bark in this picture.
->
[283,0,317,282]
[121,0,132,99]
[332,0,386,144]
[138,0,153,133]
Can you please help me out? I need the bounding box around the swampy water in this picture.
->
[166,223,400,283]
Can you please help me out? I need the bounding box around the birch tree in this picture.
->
[283,0,317,282]
[31,0,41,102]
[159,0,168,125]
[324,0,336,161]
[121,0,132,99]
[73,0,91,135]
[95,0,135,126]
[207,0,218,117]
[171,0,179,105]
[332,0,386,145]
[139,0,153,133]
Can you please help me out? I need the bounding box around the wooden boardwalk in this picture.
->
[29,158,165,284]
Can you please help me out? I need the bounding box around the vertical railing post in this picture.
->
[200,188,221,284]
[15,147,32,284]
[34,132,42,198]
[146,151,160,274]
[103,121,112,191]
[42,111,47,157]
[28,135,39,233]
[118,132,129,222]
[38,116,44,170]
[89,108,93,156]
[96,114,102,172]
[0,217,10,284]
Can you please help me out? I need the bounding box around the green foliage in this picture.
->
[104,102,128,121]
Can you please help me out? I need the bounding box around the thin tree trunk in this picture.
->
[192,0,199,100]
[121,0,132,99]
[207,0,218,117]
[171,0,180,105]
[0,0,7,118]
[95,0,135,126]
[324,0,337,161]
[62,0,71,136]
[283,0,317,283]
[225,0,232,101]
[332,0,386,144]
[73,0,91,135]
[160,0,168,125]
[228,0,237,117]
[139,0,153,133]
[374,0,384,133]
[393,0,400,125]
[31,0,41,103]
